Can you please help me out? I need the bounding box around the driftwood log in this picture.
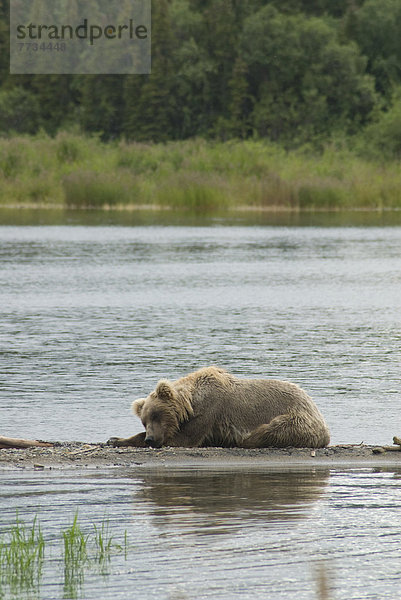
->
[373,436,401,454]
[0,436,53,449]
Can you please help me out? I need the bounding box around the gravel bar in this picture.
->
[1,443,401,471]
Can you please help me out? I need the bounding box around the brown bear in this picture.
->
[108,366,330,449]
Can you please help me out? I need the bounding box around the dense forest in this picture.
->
[1,0,401,155]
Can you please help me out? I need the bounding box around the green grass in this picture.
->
[1,132,401,210]
[154,171,232,211]
[0,513,127,600]
[62,170,136,208]
[92,519,125,568]
[0,513,44,596]
[62,513,89,598]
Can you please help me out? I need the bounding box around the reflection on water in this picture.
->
[3,206,401,227]
[0,467,401,600]
[134,470,329,531]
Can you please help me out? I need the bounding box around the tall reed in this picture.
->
[2,133,401,210]
[0,513,44,595]
[62,512,88,597]
[92,517,126,576]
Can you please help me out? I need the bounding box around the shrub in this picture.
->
[155,172,232,211]
[62,170,136,208]
[298,185,347,209]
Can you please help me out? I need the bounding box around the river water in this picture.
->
[1,210,401,599]
[1,466,401,599]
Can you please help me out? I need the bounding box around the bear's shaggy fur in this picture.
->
[109,367,330,449]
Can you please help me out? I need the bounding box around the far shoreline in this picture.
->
[2,135,401,214]
[2,203,401,213]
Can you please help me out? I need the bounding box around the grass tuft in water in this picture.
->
[93,518,128,579]
[62,513,128,596]
[62,513,89,566]
[0,513,44,595]
[62,513,89,598]
[0,512,129,599]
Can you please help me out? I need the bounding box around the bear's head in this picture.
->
[132,379,194,448]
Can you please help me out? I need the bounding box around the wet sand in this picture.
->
[1,443,400,471]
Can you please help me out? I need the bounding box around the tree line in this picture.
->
[1,0,401,149]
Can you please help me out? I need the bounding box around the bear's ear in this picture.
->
[155,379,174,402]
[132,398,146,417]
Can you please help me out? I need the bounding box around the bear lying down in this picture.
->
[109,367,330,449]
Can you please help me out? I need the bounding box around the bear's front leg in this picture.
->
[107,432,146,447]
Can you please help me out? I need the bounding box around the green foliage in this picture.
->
[0,146,21,178]
[355,88,401,160]
[217,57,252,139]
[0,0,9,83]
[56,132,84,163]
[2,133,401,211]
[344,0,401,97]
[0,0,388,146]
[79,76,125,140]
[0,87,42,134]
[124,0,177,142]
[62,170,137,208]
[155,172,231,211]
[298,185,347,209]
[115,141,160,172]
[268,0,351,17]
[241,6,377,143]
[30,75,78,134]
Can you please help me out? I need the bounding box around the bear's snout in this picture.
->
[145,436,161,448]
